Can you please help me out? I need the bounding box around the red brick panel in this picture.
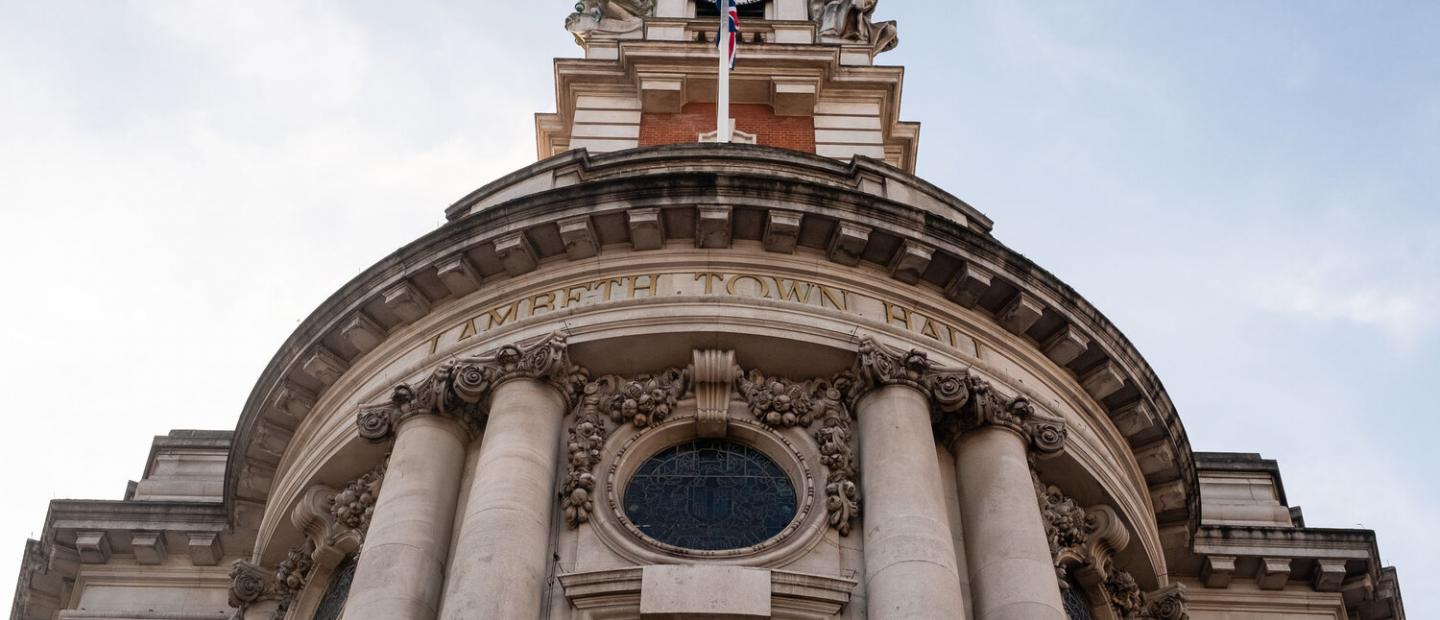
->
[640,103,816,153]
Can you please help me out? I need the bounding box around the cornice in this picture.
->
[224,143,1198,571]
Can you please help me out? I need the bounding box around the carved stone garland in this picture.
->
[563,369,691,527]
[330,461,386,539]
[736,369,861,536]
[228,459,390,619]
[358,333,589,442]
[1034,475,1190,620]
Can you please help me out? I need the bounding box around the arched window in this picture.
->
[312,557,358,620]
[1061,574,1095,620]
[697,0,768,19]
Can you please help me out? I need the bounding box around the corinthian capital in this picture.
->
[951,378,1068,455]
[848,336,1068,454]
[356,332,588,440]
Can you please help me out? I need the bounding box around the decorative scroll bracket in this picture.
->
[693,350,738,438]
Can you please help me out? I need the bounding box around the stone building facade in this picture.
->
[10,2,1407,619]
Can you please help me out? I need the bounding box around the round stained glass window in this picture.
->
[623,438,797,551]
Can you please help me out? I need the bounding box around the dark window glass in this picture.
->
[624,439,796,550]
[698,0,767,19]
[1061,575,1095,620]
[313,557,357,620]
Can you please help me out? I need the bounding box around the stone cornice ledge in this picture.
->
[443,143,993,232]
[1193,524,1382,560]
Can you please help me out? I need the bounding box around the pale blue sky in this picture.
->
[1,1,1435,615]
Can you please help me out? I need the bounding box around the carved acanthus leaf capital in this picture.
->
[361,332,588,441]
[853,337,934,395]
[949,378,1069,455]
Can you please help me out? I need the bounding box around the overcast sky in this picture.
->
[1,1,1435,615]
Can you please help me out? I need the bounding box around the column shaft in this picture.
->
[857,385,967,620]
[438,378,568,620]
[956,426,1066,620]
[346,414,468,620]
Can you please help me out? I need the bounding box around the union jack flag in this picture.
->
[717,0,740,69]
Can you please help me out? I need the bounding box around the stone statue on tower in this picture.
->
[566,0,656,43]
[809,0,898,54]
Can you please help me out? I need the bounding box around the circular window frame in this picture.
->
[594,411,827,565]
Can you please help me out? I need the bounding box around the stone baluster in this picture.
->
[850,339,968,619]
[436,335,585,620]
[946,379,1069,620]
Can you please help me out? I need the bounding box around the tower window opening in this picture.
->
[697,0,767,19]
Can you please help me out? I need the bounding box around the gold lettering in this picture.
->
[920,317,943,341]
[773,277,814,303]
[819,285,848,311]
[726,273,771,298]
[427,332,443,355]
[485,300,521,329]
[695,272,724,294]
[628,274,662,298]
[530,292,557,316]
[946,324,964,349]
[457,318,479,341]
[883,301,912,329]
[561,283,593,308]
[599,278,626,301]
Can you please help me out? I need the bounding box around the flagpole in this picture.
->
[717,3,731,143]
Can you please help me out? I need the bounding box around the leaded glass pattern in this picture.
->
[313,556,357,620]
[1061,575,1095,620]
[623,439,796,551]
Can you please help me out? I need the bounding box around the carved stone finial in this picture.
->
[359,332,588,441]
[808,0,899,55]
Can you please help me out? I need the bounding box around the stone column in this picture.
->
[438,377,569,620]
[851,339,967,619]
[346,413,468,620]
[856,385,968,619]
[951,384,1068,620]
